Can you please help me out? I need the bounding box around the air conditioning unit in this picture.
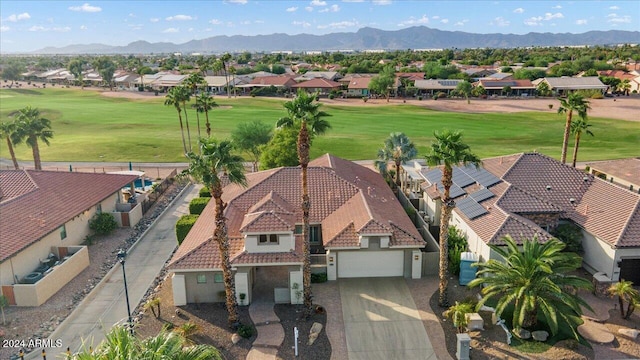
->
[424,215,434,223]
[418,210,426,216]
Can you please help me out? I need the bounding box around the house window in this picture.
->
[96,203,102,214]
[214,273,223,283]
[196,274,206,284]
[295,225,303,234]
[59,225,67,240]
[310,225,322,244]
[259,234,279,245]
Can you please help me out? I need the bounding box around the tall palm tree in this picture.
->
[558,93,590,164]
[185,74,206,141]
[195,93,218,138]
[71,325,221,360]
[219,53,232,98]
[374,132,418,188]
[608,280,640,319]
[184,138,246,327]
[276,89,331,316]
[425,130,480,307]
[570,118,594,168]
[12,106,54,170]
[177,86,193,152]
[165,87,188,154]
[469,236,593,339]
[0,121,20,169]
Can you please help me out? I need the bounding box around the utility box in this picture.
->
[456,333,471,360]
[459,252,479,286]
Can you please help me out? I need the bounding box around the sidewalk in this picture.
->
[32,184,200,358]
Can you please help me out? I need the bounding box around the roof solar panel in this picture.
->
[456,197,488,220]
[452,167,475,188]
[469,188,495,203]
[460,165,501,187]
[423,168,442,184]
[437,183,466,199]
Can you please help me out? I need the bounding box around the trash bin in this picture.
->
[459,252,479,285]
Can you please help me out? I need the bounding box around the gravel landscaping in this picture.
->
[274,304,330,360]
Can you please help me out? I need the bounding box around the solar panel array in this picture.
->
[456,197,488,220]
[460,166,502,187]
[469,188,495,203]
[452,167,476,187]
[437,183,466,199]
[438,80,461,87]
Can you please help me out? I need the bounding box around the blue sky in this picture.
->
[1,1,638,53]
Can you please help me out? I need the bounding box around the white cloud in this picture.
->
[524,16,543,26]
[209,19,223,25]
[432,15,440,20]
[286,6,298,12]
[441,19,449,24]
[240,20,251,25]
[6,13,31,22]
[28,25,46,31]
[53,26,71,32]
[398,14,429,27]
[228,0,248,3]
[128,24,143,30]
[576,19,587,25]
[310,0,327,5]
[544,12,563,20]
[68,3,102,12]
[166,15,193,21]
[319,4,340,12]
[317,20,359,29]
[454,19,469,26]
[513,8,524,14]
[188,27,194,32]
[293,20,311,28]
[255,20,264,24]
[342,0,364,2]
[80,25,87,30]
[552,5,562,9]
[373,0,392,4]
[129,13,135,17]
[150,18,159,23]
[491,16,510,27]
[305,6,314,12]
[608,14,631,23]
[609,6,620,10]
[0,26,10,32]
[162,27,179,33]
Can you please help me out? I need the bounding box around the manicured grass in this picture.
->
[1,87,639,162]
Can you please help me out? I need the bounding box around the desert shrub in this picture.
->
[189,197,210,215]
[237,324,254,338]
[311,273,328,283]
[448,226,468,275]
[199,186,212,197]
[328,94,335,99]
[552,222,583,253]
[436,91,447,99]
[250,85,278,97]
[89,212,118,235]
[417,96,423,101]
[176,214,199,245]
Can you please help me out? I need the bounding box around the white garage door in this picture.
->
[338,251,404,278]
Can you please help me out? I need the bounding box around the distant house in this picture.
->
[463,68,497,78]
[291,78,342,94]
[484,72,513,81]
[204,75,247,94]
[474,79,535,96]
[411,153,640,286]
[346,76,374,97]
[0,170,140,306]
[414,79,464,95]
[586,158,640,192]
[168,155,426,306]
[114,73,139,90]
[532,77,607,95]
[238,76,297,93]
[135,72,187,91]
[294,71,342,82]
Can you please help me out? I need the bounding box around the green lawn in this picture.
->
[1,88,638,163]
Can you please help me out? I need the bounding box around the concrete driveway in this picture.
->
[339,277,436,360]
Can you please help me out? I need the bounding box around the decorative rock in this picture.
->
[618,328,640,339]
[578,321,615,344]
[231,333,242,344]
[308,322,323,345]
[532,330,549,342]
[512,328,531,340]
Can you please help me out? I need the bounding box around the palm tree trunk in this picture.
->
[561,110,573,164]
[298,121,313,316]
[195,112,202,145]
[177,110,188,154]
[212,183,239,327]
[31,137,42,170]
[438,167,454,307]
[619,296,625,318]
[625,302,635,319]
[572,132,581,168]
[5,136,19,169]
[395,160,401,187]
[182,103,192,152]
[205,111,211,138]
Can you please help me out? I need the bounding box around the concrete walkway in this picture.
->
[33,184,200,358]
[246,267,285,360]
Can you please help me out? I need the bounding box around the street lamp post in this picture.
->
[117,249,134,335]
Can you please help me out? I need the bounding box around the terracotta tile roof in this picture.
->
[497,186,563,214]
[0,170,138,262]
[231,251,302,265]
[248,76,296,87]
[586,158,640,188]
[348,77,373,89]
[240,211,295,233]
[169,154,424,270]
[489,215,553,245]
[291,78,341,89]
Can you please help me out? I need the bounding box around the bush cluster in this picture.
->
[176,214,199,245]
[448,226,468,275]
[237,324,254,338]
[311,272,328,283]
[199,186,212,197]
[89,212,118,236]
[189,197,210,215]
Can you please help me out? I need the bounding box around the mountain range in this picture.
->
[34,26,639,54]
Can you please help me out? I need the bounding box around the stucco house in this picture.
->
[169,154,426,306]
[410,153,640,285]
[0,170,140,306]
[532,77,607,95]
[291,78,342,95]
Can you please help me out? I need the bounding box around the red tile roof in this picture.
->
[291,78,341,89]
[248,76,296,87]
[0,170,138,262]
[348,77,374,90]
[169,154,425,270]
[586,158,640,188]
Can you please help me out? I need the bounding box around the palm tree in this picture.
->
[185,74,206,140]
[184,138,246,327]
[558,93,590,164]
[444,301,475,333]
[276,89,331,316]
[618,79,631,96]
[12,106,54,170]
[425,130,480,307]
[608,280,640,319]
[177,86,193,152]
[219,53,232,98]
[71,325,221,360]
[469,236,593,338]
[374,132,418,188]
[570,118,594,168]
[194,93,218,139]
[0,121,20,169]
[165,87,189,154]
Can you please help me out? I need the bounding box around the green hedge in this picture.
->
[199,187,212,198]
[176,214,199,245]
[189,197,210,215]
[89,212,118,236]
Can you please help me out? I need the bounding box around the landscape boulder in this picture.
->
[532,330,549,342]
[618,328,640,339]
[231,333,242,344]
[512,328,531,340]
[308,322,323,345]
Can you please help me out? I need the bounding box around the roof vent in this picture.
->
[546,185,551,191]
[569,198,576,204]
[583,176,589,182]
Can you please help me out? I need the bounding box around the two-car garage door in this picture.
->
[338,250,404,278]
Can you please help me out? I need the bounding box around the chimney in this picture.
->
[367,186,371,196]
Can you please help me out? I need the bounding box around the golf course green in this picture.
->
[1,87,638,163]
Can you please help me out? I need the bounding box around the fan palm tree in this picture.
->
[425,130,480,307]
[185,73,206,140]
[183,138,246,327]
[194,92,218,138]
[12,106,54,170]
[374,132,418,188]
[71,325,221,360]
[177,86,193,152]
[0,121,20,169]
[219,53,232,98]
[608,280,640,319]
[276,89,331,316]
[570,118,594,168]
[468,236,593,338]
[617,79,631,96]
[558,93,590,164]
[165,87,189,154]
[444,301,475,333]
